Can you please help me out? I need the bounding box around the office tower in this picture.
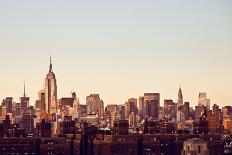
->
[59,92,80,119]
[159,106,164,120]
[36,90,46,112]
[144,93,160,119]
[138,96,145,116]
[125,98,138,118]
[3,115,11,136]
[177,87,183,107]
[189,107,195,120]
[2,97,13,114]
[20,83,30,114]
[99,100,104,118]
[206,110,220,134]
[198,92,210,111]
[44,56,57,114]
[37,119,52,137]
[72,92,80,119]
[20,112,34,134]
[117,105,125,120]
[105,104,118,115]
[222,106,232,118]
[105,104,125,126]
[37,56,57,115]
[86,94,104,117]
[14,103,20,116]
[184,102,190,120]
[128,112,137,128]
[212,104,222,134]
[163,99,176,120]
[195,105,206,120]
[79,105,87,117]
[15,103,21,117]
[212,104,220,116]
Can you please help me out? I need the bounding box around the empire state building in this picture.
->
[44,56,57,114]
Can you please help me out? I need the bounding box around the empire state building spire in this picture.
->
[49,54,53,73]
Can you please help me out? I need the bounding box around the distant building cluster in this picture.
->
[0,57,232,154]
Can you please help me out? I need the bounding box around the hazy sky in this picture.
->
[0,0,231,107]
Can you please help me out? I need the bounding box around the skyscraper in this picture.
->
[177,87,183,107]
[20,82,30,114]
[86,94,104,118]
[125,98,138,118]
[198,92,210,110]
[138,96,145,116]
[144,93,160,119]
[38,56,57,115]
[2,97,13,114]
[176,87,184,122]
[163,99,176,120]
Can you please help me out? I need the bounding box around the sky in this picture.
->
[0,0,231,107]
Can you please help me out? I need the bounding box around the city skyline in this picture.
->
[0,0,232,106]
[0,56,229,108]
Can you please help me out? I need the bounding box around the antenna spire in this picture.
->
[49,53,53,72]
[23,81,26,97]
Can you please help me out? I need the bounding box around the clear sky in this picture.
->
[0,0,231,107]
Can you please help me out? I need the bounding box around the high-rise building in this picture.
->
[138,96,145,116]
[44,56,57,114]
[176,87,184,122]
[37,119,52,137]
[183,102,190,120]
[37,56,57,115]
[125,98,138,118]
[20,82,30,114]
[58,92,80,119]
[36,90,45,110]
[99,100,104,118]
[177,87,183,107]
[2,97,13,114]
[195,105,206,120]
[222,106,232,118]
[212,104,220,116]
[86,94,104,118]
[212,104,222,134]
[105,104,118,115]
[144,93,160,119]
[198,92,210,111]
[128,112,137,128]
[163,99,176,120]
[206,110,220,134]
[20,112,34,134]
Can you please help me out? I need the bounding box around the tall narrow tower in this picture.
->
[45,55,57,114]
[23,81,26,97]
[20,81,30,114]
[177,87,183,107]
[176,86,184,122]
